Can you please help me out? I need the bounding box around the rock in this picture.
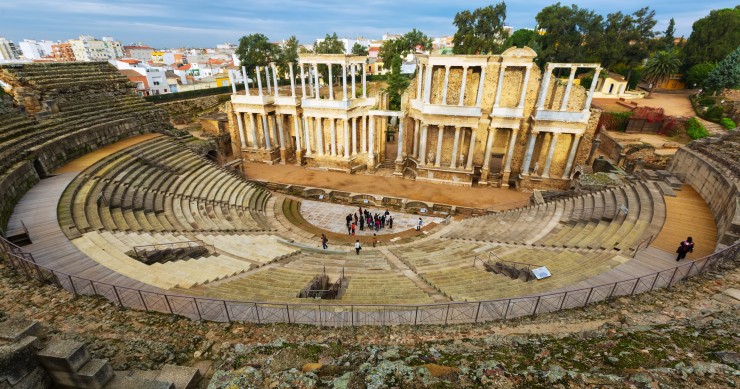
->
[713,351,740,367]
[380,347,400,360]
[302,363,323,373]
[422,363,459,378]
[331,372,352,389]
[543,365,567,383]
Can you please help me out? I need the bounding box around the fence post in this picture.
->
[687,261,697,276]
[193,298,202,320]
[649,272,660,291]
[629,278,640,295]
[164,295,174,314]
[504,300,511,319]
[698,257,711,273]
[285,304,290,324]
[414,306,419,325]
[667,267,680,288]
[584,288,594,306]
[139,291,149,311]
[112,286,124,308]
[444,304,450,325]
[607,283,618,299]
[89,280,97,296]
[68,275,78,296]
[559,292,568,310]
[532,296,541,317]
[474,302,481,322]
[255,303,261,324]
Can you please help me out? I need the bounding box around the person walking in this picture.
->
[321,234,328,249]
[372,233,378,247]
[389,216,393,229]
[351,222,356,236]
[416,217,423,231]
[359,216,364,231]
[676,237,695,261]
[355,239,362,255]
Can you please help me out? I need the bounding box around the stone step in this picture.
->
[105,375,174,389]
[37,339,91,374]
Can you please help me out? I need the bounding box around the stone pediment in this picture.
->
[501,46,538,62]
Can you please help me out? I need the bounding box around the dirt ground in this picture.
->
[593,90,697,116]
[243,162,530,210]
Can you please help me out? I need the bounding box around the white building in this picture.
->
[123,45,154,62]
[0,37,20,63]
[69,35,123,61]
[314,37,370,54]
[18,40,55,60]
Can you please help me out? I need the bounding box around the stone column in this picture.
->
[542,132,559,177]
[228,70,237,94]
[289,63,296,97]
[412,120,419,157]
[584,67,602,109]
[416,64,423,99]
[441,65,451,105]
[265,66,272,94]
[562,133,582,178]
[256,66,263,96]
[419,124,428,166]
[395,117,404,162]
[316,117,324,156]
[304,117,312,156]
[328,65,334,100]
[235,112,246,148]
[261,114,271,149]
[300,63,306,98]
[503,128,518,173]
[368,116,375,168]
[459,66,468,106]
[536,65,553,110]
[361,116,367,153]
[351,64,356,99]
[293,115,302,150]
[362,63,367,98]
[249,113,258,149]
[313,63,320,98]
[242,66,250,96]
[517,65,531,108]
[493,64,506,108]
[423,64,433,103]
[521,131,538,175]
[277,114,287,163]
[329,118,337,156]
[466,128,477,170]
[475,66,487,107]
[450,126,461,168]
[351,117,357,156]
[343,119,350,158]
[342,64,348,101]
[560,66,577,111]
[271,63,279,97]
[482,128,496,171]
[434,126,444,167]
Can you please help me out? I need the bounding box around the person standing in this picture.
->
[321,234,328,249]
[416,217,423,231]
[355,239,362,255]
[359,216,364,231]
[372,233,378,247]
[389,216,393,229]
[676,237,695,261]
[351,222,356,236]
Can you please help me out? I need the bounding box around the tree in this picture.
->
[235,33,277,78]
[642,50,681,96]
[452,2,508,54]
[378,29,431,109]
[534,3,603,64]
[504,29,536,48]
[704,46,740,92]
[661,18,676,48]
[276,35,299,78]
[682,6,740,69]
[351,42,368,56]
[685,62,717,89]
[385,56,409,110]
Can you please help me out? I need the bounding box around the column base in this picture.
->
[479,168,490,186]
[500,171,512,188]
[367,155,376,172]
[295,150,303,166]
[393,161,404,176]
[279,148,287,164]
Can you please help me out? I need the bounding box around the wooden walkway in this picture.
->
[650,184,717,258]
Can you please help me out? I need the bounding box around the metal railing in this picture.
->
[132,240,216,263]
[1,235,737,326]
[632,235,654,258]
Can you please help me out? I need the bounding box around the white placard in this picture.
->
[363,199,369,204]
[532,266,551,280]
[318,194,324,200]
[420,208,427,213]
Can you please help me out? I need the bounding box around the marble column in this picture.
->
[256,66,263,96]
[368,116,375,167]
[261,114,271,149]
[304,117,312,156]
[351,117,357,156]
[435,126,444,167]
[493,64,506,108]
[562,134,582,178]
[343,119,350,158]
[228,70,236,94]
[271,63,279,97]
[412,120,419,157]
[330,118,337,156]
[458,66,468,106]
[482,128,496,171]
[560,66,576,111]
[541,132,559,177]
[423,64,433,103]
[316,117,324,156]
[584,67,602,109]
[313,63,320,98]
[361,116,367,153]
[466,129,477,170]
[362,63,367,98]
[242,66,250,96]
[341,64,348,101]
[536,65,553,110]
[419,124,428,166]
[395,118,404,162]
[328,65,334,100]
[277,114,286,163]
[249,113,258,149]
[351,64,356,99]
[416,64,423,100]
[300,63,306,98]
[475,66,486,107]
[503,128,518,173]
[450,126,461,168]
[441,65,451,104]
[521,131,538,175]
[293,115,302,150]
[517,65,531,108]
[236,112,246,148]
[265,66,271,94]
[289,63,296,97]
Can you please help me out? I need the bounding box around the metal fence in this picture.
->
[1,235,737,326]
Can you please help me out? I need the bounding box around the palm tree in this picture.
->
[642,50,682,97]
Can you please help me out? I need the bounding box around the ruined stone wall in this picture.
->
[158,94,229,124]
[598,131,626,163]
[0,162,39,236]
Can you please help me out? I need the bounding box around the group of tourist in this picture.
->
[344,207,393,235]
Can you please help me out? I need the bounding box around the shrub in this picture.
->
[686,117,709,140]
[719,117,737,129]
[698,95,716,106]
[705,105,725,121]
[599,112,632,132]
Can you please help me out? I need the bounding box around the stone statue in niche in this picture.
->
[532,161,540,176]
[326,143,332,155]
[337,143,344,156]
[459,153,466,168]
[427,151,435,165]
[389,116,398,130]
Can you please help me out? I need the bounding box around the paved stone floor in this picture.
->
[300,200,443,236]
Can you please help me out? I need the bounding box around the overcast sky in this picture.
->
[1,0,736,48]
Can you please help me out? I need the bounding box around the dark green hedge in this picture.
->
[145,84,245,103]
